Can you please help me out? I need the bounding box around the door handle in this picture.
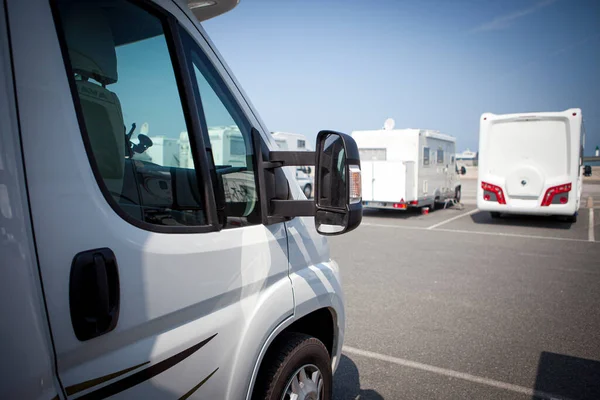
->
[93,254,110,317]
[70,248,120,341]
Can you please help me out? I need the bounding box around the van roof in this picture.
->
[481,108,581,121]
[179,0,240,22]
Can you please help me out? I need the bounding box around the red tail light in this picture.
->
[541,183,571,206]
[393,203,407,209]
[409,200,418,205]
[481,181,506,204]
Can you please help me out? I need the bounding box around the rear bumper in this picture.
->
[477,199,578,216]
[362,196,436,210]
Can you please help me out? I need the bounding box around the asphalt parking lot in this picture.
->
[330,180,600,400]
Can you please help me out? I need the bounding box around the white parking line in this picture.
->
[361,222,595,244]
[589,209,595,242]
[427,209,479,230]
[361,222,426,231]
[588,197,595,242]
[343,346,568,400]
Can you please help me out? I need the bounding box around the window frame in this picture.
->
[437,149,444,165]
[50,0,221,234]
[178,24,263,228]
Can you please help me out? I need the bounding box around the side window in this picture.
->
[437,149,444,164]
[180,30,260,228]
[423,147,430,166]
[297,139,306,149]
[55,0,208,228]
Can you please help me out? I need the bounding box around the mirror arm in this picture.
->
[269,151,316,167]
[271,200,315,217]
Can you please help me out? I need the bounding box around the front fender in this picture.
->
[241,270,345,400]
[240,216,346,400]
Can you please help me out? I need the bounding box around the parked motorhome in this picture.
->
[352,124,462,210]
[477,108,583,222]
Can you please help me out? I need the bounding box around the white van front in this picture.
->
[0,0,362,399]
[477,109,583,221]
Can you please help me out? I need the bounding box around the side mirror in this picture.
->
[314,131,362,235]
[253,128,362,236]
[460,166,467,175]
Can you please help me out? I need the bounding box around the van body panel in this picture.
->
[0,4,59,397]
[7,0,299,398]
[477,109,583,216]
[5,0,346,399]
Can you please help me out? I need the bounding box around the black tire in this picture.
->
[252,333,332,400]
[490,212,501,219]
[455,186,461,203]
[303,184,312,199]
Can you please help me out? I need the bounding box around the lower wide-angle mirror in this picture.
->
[314,131,362,235]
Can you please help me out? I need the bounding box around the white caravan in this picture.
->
[272,131,314,198]
[0,1,364,400]
[477,109,583,222]
[352,123,462,210]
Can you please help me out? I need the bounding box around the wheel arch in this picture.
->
[244,307,338,400]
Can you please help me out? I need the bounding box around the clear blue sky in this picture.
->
[203,0,600,155]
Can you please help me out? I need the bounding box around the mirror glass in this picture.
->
[317,133,347,208]
[316,210,346,234]
[316,132,348,234]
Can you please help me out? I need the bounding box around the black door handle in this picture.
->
[93,254,110,317]
[70,248,120,341]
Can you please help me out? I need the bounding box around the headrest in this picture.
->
[61,5,118,85]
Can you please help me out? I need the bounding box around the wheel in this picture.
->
[565,214,577,223]
[455,186,461,203]
[303,184,312,199]
[490,212,501,219]
[252,333,332,400]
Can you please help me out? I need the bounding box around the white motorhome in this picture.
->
[477,109,583,222]
[272,131,314,198]
[272,131,313,152]
[352,123,462,210]
[0,1,364,400]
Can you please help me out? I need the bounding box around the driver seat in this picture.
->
[61,5,126,194]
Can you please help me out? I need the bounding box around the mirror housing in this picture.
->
[314,131,362,235]
[460,166,467,175]
[252,128,362,235]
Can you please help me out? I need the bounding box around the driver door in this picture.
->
[10,0,293,398]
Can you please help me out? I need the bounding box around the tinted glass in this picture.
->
[56,0,207,227]
[318,133,347,209]
[181,29,260,228]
